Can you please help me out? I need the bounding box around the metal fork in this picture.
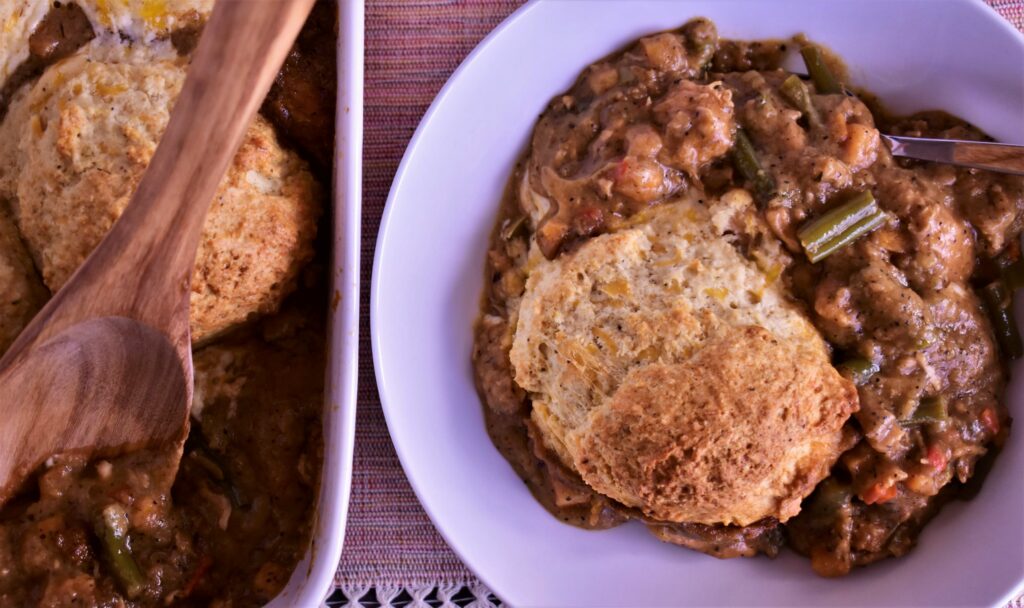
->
[882,134,1024,176]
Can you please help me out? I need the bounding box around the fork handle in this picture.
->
[883,134,1024,176]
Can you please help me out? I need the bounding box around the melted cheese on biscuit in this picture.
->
[0,0,48,86]
[80,0,213,42]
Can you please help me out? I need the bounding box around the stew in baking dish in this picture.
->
[0,1,336,605]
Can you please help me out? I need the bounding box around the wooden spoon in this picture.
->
[0,0,317,505]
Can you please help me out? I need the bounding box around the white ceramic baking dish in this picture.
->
[269,0,362,605]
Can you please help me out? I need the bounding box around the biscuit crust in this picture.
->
[0,41,321,342]
[510,192,858,526]
[578,326,857,526]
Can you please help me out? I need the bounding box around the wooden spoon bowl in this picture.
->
[0,318,188,491]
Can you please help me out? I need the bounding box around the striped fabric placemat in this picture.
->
[337,1,1024,606]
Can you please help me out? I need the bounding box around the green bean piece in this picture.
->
[681,19,718,70]
[779,74,822,130]
[798,191,887,263]
[982,281,1023,358]
[731,128,775,202]
[909,395,949,425]
[798,191,877,251]
[99,505,145,598]
[807,211,887,263]
[837,357,879,386]
[800,45,844,94]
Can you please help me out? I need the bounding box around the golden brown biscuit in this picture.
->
[0,203,47,354]
[0,40,320,342]
[577,326,857,526]
[510,190,857,526]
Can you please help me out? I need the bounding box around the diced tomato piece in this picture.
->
[980,407,1000,435]
[860,481,898,505]
[926,445,948,470]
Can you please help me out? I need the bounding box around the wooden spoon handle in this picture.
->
[8,0,316,353]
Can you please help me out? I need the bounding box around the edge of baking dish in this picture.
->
[268,0,363,605]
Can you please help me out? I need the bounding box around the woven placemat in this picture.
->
[337,1,1024,606]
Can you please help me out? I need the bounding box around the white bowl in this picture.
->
[268,0,362,605]
[372,1,1024,606]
